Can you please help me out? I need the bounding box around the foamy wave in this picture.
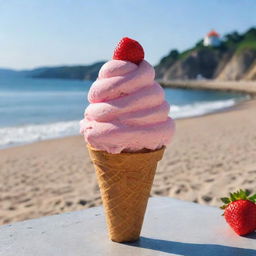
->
[0,121,80,148]
[170,99,239,119]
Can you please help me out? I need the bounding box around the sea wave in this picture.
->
[0,121,80,148]
[0,98,246,148]
[170,98,243,119]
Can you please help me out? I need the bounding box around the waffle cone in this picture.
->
[87,145,165,242]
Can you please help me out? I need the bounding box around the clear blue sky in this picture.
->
[0,0,255,69]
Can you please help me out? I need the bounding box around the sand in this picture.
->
[0,99,256,225]
[160,80,256,95]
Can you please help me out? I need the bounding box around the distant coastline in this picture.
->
[1,28,256,84]
[0,61,106,82]
[159,80,256,95]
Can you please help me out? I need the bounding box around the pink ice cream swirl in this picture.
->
[80,59,175,154]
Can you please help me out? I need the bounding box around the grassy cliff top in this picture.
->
[157,27,256,67]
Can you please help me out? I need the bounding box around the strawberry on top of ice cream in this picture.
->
[80,37,175,153]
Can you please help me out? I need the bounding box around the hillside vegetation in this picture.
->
[32,62,105,81]
[155,28,256,81]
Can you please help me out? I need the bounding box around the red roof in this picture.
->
[207,30,220,37]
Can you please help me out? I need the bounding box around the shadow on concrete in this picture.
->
[125,236,256,256]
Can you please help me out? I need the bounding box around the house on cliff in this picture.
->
[203,30,221,47]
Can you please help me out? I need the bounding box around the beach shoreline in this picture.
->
[159,79,256,95]
[0,98,256,226]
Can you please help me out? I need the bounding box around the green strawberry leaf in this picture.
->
[239,189,247,200]
[249,194,256,202]
[230,192,236,202]
[245,189,251,197]
[221,197,230,204]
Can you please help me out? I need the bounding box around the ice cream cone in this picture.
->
[87,144,165,242]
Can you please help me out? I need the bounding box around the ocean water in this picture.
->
[0,77,249,148]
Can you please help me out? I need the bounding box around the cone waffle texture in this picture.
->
[87,145,165,242]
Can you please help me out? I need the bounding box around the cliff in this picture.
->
[155,28,256,81]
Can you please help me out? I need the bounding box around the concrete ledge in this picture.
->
[0,197,255,255]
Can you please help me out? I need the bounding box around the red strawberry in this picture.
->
[220,189,256,235]
[113,37,144,65]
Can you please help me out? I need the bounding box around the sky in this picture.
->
[0,0,256,70]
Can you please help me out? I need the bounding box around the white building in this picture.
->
[203,30,221,47]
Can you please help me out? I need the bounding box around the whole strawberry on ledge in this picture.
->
[220,189,256,235]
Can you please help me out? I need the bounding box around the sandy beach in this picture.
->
[160,80,256,95]
[0,99,256,226]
